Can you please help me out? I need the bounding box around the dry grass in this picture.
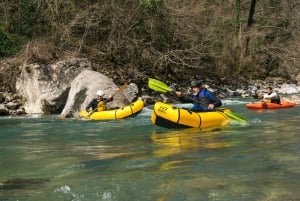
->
[1,0,300,90]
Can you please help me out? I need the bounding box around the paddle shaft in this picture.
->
[110,82,128,98]
[176,93,215,111]
[179,93,246,121]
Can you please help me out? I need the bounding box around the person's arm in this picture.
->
[104,95,113,103]
[206,91,222,108]
[175,91,194,103]
[86,99,97,112]
[263,92,278,99]
[252,93,262,99]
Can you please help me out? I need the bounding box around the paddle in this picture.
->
[88,82,128,116]
[110,82,128,98]
[148,78,247,123]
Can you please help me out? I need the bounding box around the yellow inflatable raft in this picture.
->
[79,99,144,120]
[151,102,230,129]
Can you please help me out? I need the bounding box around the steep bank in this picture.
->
[1,57,300,117]
[1,1,300,87]
[1,1,300,116]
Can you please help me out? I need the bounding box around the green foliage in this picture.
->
[11,0,49,37]
[0,28,21,58]
[140,0,163,13]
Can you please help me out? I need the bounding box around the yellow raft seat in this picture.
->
[79,99,144,120]
[151,102,230,129]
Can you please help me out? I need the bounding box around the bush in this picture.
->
[0,29,21,58]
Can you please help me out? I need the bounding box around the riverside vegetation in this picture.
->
[0,1,300,104]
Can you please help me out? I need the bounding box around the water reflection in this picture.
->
[151,129,231,158]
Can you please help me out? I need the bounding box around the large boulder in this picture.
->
[60,70,136,118]
[16,58,91,114]
[0,104,9,115]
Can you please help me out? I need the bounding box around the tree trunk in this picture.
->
[247,0,256,28]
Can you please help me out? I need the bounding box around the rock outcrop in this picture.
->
[15,58,91,114]
[60,70,135,118]
[1,57,141,117]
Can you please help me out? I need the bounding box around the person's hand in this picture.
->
[175,91,182,97]
[257,93,263,99]
[88,110,94,116]
[208,104,215,109]
[252,93,259,99]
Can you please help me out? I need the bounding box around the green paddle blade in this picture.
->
[217,107,247,123]
[148,78,172,93]
[222,109,247,123]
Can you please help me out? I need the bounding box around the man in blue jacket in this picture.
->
[175,80,222,112]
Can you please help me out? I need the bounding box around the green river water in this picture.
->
[0,98,299,201]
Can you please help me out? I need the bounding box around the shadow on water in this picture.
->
[0,178,50,190]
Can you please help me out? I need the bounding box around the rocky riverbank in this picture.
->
[0,92,26,116]
[1,79,300,117]
[1,58,300,117]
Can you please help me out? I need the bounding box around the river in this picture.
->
[0,98,299,201]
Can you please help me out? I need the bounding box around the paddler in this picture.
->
[86,90,113,115]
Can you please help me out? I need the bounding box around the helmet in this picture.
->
[96,90,104,97]
[190,80,202,87]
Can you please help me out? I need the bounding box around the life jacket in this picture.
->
[97,100,107,111]
[270,96,281,104]
[264,92,281,104]
[191,89,212,111]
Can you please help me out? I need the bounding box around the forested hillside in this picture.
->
[1,0,300,89]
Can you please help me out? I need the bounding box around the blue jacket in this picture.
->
[179,88,222,112]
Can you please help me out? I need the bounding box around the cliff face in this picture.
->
[0,0,300,91]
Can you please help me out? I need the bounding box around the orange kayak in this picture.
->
[246,101,296,109]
